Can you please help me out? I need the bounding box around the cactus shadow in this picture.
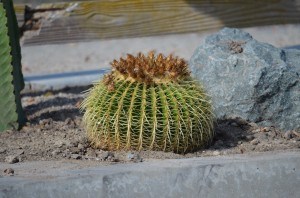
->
[209,119,254,150]
[22,85,91,97]
[29,108,81,124]
[24,96,81,116]
[22,85,90,124]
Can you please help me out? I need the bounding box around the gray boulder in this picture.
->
[190,28,300,131]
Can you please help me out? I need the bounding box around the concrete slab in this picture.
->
[0,151,299,198]
[21,25,300,76]
[20,24,300,91]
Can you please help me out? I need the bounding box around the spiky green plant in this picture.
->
[0,1,26,132]
[81,52,214,153]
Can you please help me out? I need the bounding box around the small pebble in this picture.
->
[64,118,72,125]
[252,129,261,133]
[71,154,81,160]
[51,149,61,156]
[65,141,75,148]
[246,135,255,141]
[21,126,31,133]
[292,130,300,137]
[240,148,245,154]
[65,118,76,128]
[255,133,268,140]
[14,150,24,156]
[101,151,114,161]
[248,122,258,128]
[127,152,143,162]
[267,132,276,139]
[54,140,64,148]
[0,149,6,154]
[77,143,84,150]
[277,140,283,144]
[127,153,135,159]
[284,131,293,140]
[4,168,14,176]
[212,151,220,156]
[70,147,80,154]
[39,119,53,129]
[5,156,19,164]
[18,156,23,163]
[107,155,113,161]
[222,151,228,155]
[86,149,96,157]
[250,139,260,145]
[262,127,270,132]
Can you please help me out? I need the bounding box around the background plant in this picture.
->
[0,0,25,132]
[81,52,214,153]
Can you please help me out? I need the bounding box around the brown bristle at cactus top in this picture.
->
[81,51,214,153]
[107,51,191,85]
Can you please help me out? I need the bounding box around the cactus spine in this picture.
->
[81,52,214,153]
[0,0,26,131]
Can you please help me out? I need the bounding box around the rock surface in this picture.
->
[190,28,300,131]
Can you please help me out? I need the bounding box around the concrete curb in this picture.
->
[23,69,110,91]
[0,151,299,198]
[22,45,300,92]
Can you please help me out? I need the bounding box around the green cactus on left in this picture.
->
[0,0,26,131]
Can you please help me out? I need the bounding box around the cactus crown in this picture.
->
[107,51,190,86]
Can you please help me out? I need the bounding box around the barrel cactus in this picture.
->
[81,52,214,153]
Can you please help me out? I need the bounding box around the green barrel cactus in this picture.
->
[81,52,214,153]
[0,0,26,132]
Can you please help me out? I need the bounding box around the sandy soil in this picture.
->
[0,86,299,167]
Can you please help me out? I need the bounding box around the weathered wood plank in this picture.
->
[14,0,300,45]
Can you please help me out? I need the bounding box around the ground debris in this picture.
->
[3,168,14,176]
[0,86,299,163]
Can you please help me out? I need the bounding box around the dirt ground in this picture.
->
[0,86,299,166]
